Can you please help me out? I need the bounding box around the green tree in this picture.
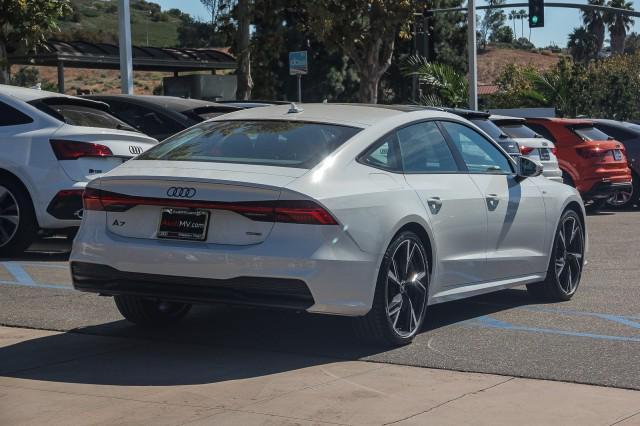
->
[479,0,506,49]
[624,31,640,54]
[568,27,599,62]
[401,55,468,107]
[582,0,606,54]
[489,25,513,43]
[508,10,518,37]
[605,0,634,54]
[307,0,416,103]
[0,0,71,83]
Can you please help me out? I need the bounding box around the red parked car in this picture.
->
[525,118,632,202]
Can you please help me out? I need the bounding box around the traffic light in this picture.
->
[529,0,545,28]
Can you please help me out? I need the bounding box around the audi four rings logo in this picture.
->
[129,145,143,155]
[167,187,197,198]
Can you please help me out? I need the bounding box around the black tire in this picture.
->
[353,231,430,347]
[527,209,585,301]
[0,179,38,257]
[114,295,192,327]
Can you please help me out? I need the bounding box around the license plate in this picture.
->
[613,149,623,161]
[157,209,209,241]
[539,148,550,161]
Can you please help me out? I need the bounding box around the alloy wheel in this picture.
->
[606,187,633,207]
[555,215,584,295]
[0,186,20,248]
[386,239,428,338]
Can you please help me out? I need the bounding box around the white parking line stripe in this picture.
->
[2,262,36,285]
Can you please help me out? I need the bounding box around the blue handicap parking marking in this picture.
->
[465,306,640,343]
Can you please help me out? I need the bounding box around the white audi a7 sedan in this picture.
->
[70,104,587,346]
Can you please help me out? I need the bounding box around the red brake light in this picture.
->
[551,147,557,156]
[576,147,607,159]
[519,146,534,155]
[82,189,338,225]
[50,139,113,160]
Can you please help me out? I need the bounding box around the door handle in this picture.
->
[427,197,443,214]
[486,194,500,211]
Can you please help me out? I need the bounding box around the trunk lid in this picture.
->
[51,126,158,182]
[95,160,307,245]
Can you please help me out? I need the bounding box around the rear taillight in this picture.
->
[82,189,338,225]
[519,146,534,155]
[551,147,557,156]
[50,139,113,160]
[576,147,608,159]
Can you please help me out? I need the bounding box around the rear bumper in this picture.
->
[70,211,380,316]
[583,181,632,200]
[71,262,315,311]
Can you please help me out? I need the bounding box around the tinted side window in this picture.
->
[361,132,402,172]
[594,124,634,142]
[108,101,183,139]
[441,121,513,174]
[0,101,33,126]
[526,122,557,143]
[396,121,458,173]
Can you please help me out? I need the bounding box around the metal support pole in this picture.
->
[297,75,302,103]
[467,0,478,110]
[57,61,65,94]
[118,0,133,94]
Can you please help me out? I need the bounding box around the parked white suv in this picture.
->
[490,115,563,183]
[0,85,157,256]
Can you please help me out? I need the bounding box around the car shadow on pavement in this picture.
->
[0,288,544,387]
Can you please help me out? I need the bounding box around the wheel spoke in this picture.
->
[558,227,566,250]
[388,294,403,327]
[555,257,565,276]
[405,241,412,277]
[568,218,578,245]
[388,269,401,285]
[407,297,418,332]
[0,215,18,225]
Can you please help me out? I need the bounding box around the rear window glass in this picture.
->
[42,102,135,131]
[470,118,506,139]
[138,120,362,169]
[572,126,610,141]
[497,123,539,139]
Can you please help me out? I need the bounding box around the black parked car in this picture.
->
[592,119,640,208]
[85,95,242,140]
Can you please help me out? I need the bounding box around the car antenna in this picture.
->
[288,102,304,113]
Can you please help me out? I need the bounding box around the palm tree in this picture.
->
[401,55,469,108]
[518,9,528,40]
[568,27,599,62]
[509,10,518,37]
[605,0,635,54]
[582,0,606,54]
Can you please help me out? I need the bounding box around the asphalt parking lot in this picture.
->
[1,208,639,391]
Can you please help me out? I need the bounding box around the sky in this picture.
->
[155,0,640,48]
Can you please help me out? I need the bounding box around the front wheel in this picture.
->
[114,295,192,326]
[353,231,429,346]
[527,210,585,301]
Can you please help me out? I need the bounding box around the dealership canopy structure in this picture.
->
[8,39,236,93]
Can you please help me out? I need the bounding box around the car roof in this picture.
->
[527,117,594,125]
[489,114,525,123]
[211,103,463,127]
[85,94,238,113]
[0,83,85,102]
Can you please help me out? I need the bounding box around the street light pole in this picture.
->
[118,0,133,94]
[467,0,478,110]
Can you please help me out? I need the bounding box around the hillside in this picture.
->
[477,47,563,85]
[57,0,182,47]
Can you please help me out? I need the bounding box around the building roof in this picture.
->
[9,40,236,72]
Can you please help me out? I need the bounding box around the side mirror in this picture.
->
[518,156,543,178]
